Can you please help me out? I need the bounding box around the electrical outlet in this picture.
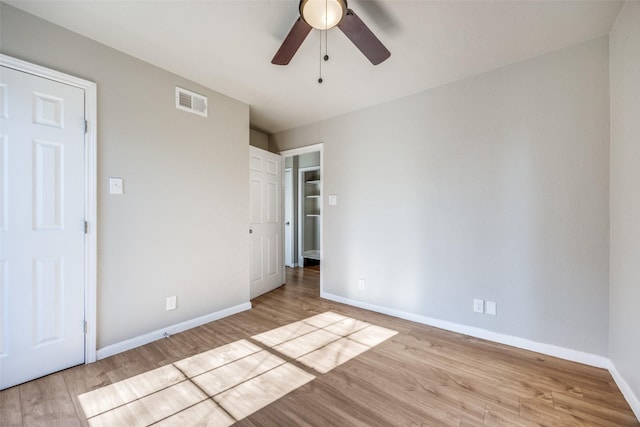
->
[473,299,484,314]
[166,296,177,311]
[486,301,497,315]
[358,279,365,290]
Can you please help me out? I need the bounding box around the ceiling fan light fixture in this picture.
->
[299,0,347,30]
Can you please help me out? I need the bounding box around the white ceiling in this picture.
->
[8,0,624,134]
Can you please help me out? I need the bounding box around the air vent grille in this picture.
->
[175,87,207,117]
[178,92,192,109]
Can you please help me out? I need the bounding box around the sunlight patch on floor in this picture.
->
[253,311,398,374]
[78,312,397,426]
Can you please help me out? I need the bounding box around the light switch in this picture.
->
[109,177,123,195]
[328,194,338,206]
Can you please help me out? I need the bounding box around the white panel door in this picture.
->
[249,146,283,298]
[0,66,86,390]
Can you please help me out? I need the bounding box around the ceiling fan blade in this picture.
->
[272,17,312,65]
[338,9,390,65]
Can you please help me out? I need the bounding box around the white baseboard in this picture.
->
[321,292,609,368]
[92,291,639,422]
[608,362,640,421]
[322,291,640,422]
[96,302,252,360]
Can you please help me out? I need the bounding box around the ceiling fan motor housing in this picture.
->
[299,0,348,30]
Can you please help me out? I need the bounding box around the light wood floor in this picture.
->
[1,267,638,426]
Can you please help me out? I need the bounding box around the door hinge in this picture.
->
[84,120,88,133]
[84,221,88,234]
[84,321,88,334]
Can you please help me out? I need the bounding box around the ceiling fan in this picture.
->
[272,0,391,66]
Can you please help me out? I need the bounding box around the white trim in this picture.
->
[0,54,98,364]
[279,143,324,294]
[96,302,252,360]
[321,291,610,369]
[279,143,324,158]
[0,54,95,90]
[323,291,640,421]
[283,167,295,268]
[609,363,640,421]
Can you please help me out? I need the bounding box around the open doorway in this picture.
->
[280,144,323,291]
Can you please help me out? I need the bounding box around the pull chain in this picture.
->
[324,0,329,62]
[324,25,329,62]
[318,0,330,84]
[318,30,323,84]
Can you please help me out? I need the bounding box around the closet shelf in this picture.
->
[303,250,320,260]
[300,167,321,264]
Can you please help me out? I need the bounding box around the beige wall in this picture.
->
[1,4,250,349]
[249,129,269,151]
[273,37,610,356]
[5,6,635,408]
[610,0,640,409]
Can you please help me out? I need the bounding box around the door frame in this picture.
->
[283,167,295,268]
[1,54,98,363]
[279,143,324,294]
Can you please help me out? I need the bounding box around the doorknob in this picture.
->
[285,222,290,226]
[249,229,253,234]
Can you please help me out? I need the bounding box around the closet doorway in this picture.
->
[298,165,320,267]
[280,144,323,289]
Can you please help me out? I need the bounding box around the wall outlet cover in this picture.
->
[473,299,484,314]
[486,301,497,315]
[166,295,177,311]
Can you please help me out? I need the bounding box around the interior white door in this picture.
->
[0,66,86,390]
[249,146,283,298]
[284,168,294,267]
